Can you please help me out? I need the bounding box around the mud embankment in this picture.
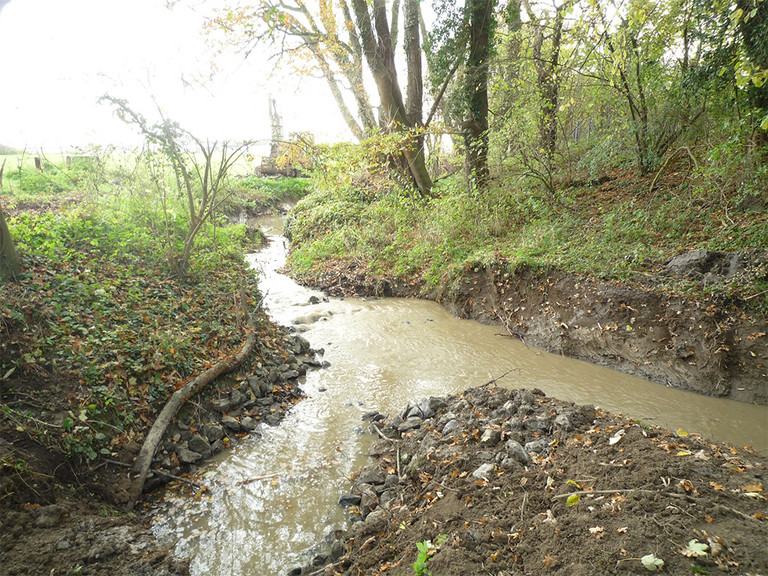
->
[296,250,768,405]
[294,386,768,576]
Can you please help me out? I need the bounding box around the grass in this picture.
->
[1,148,313,465]
[286,158,768,312]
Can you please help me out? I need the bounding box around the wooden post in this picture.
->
[34,157,44,171]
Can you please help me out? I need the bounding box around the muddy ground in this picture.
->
[298,385,768,576]
[295,251,768,405]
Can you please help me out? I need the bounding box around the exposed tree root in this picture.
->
[127,292,260,509]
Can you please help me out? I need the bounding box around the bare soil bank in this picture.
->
[295,257,768,405]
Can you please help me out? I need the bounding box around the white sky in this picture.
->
[0,0,349,152]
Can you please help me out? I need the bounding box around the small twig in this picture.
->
[152,468,201,489]
[371,422,394,443]
[713,503,763,522]
[235,472,281,486]
[520,490,528,520]
[482,367,519,387]
[552,487,651,500]
[92,459,201,489]
[745,287,768,301]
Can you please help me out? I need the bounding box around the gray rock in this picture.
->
[666,249,725,278]
[362,411,385,422]
[230,389,247,406]
[481,428,502,446]
[247,376,263,397]
[293,334,312,352]
[35,505,66,528]
[398,416,423,432]
[477,450,495,462]
[309,295,321,305]
[329,540,344,562]
[188,435,212,456]
[240,416,257,431]
[554,414,572,430]
[177,447,202,464]
[472,462,495,480]
[526,416,550,432]
[357,466,387,485]
[359,485,379,515]
[505,440,530,464]
[519,390,535,405]
[203,423,225,442]
[385,474,399,488]
[442,419,459,435]
[211,439,227,454]
[414,397,437,419]
[221,416,241,432]
[265,414,281,426]
[280,369,300,381]
[525,438,550,454]
[56,539,71,550]
[256,396,274,407]
[339,494,362,507]
[500,457,522,470]
[380,489,395,508]
[211,398,231,413]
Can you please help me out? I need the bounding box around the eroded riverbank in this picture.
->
[294,255,768,405]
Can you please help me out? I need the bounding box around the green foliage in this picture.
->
[224,176,312,216]
[413,540,432,576]
[2,199,258,461]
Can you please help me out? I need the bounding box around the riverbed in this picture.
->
[150,215,768,575]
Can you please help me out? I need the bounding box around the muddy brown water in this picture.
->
[151,214,768,575]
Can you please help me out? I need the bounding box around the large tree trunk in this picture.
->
[463,0,494,189]
[351,0,433,195]
[0,202,20,282]
[404,0,423,126]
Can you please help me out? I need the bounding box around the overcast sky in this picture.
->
[0,0,346,151]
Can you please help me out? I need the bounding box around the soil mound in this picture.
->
[299,386,768,576]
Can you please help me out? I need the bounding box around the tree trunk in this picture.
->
[351,0,433,195]
[0,202,21,282]
[404,0,423,126]
[463,0,494,189]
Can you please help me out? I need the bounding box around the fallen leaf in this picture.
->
[710,482,725,491]
[542,554,558,568]
[641,553,664,571]
[609,429,625,445]
[741,482,763,493]
[681,539,709,558]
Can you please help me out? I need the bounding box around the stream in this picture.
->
[151,213,768,575]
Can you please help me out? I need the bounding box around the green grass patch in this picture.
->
[286,157,768,311]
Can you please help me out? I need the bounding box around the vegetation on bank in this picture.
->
[0,149,309,491]
[285,130,768,314]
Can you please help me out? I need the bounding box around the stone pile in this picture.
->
[295,386,596,575]
[146,333,322,489]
